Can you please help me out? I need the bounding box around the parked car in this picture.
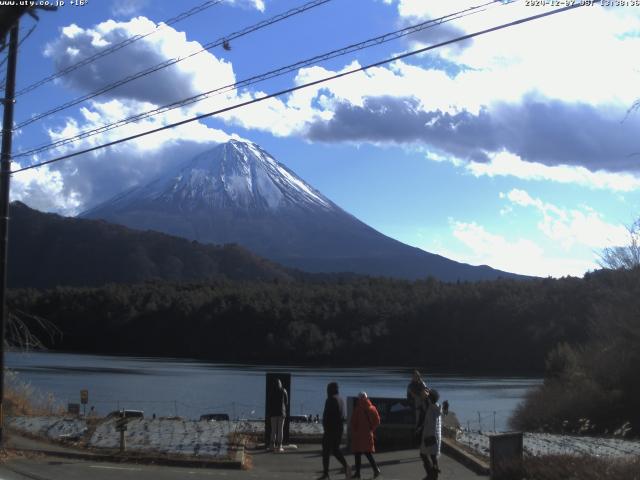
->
[289,415,309,423]
[106,409,144,419]
[199,413,230,421]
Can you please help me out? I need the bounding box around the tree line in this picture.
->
[7,268,630,373]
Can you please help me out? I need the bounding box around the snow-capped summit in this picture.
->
[81,140,518,281]
[100,140,333,213]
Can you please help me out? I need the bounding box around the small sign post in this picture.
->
[80,389,88,417]
[115,416,128,453]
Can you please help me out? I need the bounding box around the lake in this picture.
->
[6,351,541,432]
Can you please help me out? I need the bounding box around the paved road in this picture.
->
[0,444,486,480]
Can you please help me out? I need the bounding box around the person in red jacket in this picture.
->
[350,392,381,478]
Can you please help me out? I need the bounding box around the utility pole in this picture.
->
[0,20,19,446]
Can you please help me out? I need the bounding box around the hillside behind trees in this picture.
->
[8,201,297,288]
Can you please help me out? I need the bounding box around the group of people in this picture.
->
[268,370,443,480]
[319,383,381,479]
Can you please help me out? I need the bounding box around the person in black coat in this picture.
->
[319,382,351,479]
[268,378,288,452]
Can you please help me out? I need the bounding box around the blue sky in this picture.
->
[5,0,640,277]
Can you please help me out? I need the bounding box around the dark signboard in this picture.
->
[490,432,523,479]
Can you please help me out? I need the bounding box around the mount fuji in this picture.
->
[81,140,518,281]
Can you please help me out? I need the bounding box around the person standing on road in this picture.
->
[269,378,288,452]
[407,369,427,445]
[319,382,351,479]
[407,370,427,421]
[418,388,442,480]
[350,392,381,478]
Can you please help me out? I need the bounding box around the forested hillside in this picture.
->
[9,268,629,373]
[8,202,296,287]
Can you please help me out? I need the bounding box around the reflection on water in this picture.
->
[6,351,541,431]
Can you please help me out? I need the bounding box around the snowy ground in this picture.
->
[9,416,88,441]
[457,430,640,459]
[17,416,639,460]
[7,416,323,458]
[90,418,229,457]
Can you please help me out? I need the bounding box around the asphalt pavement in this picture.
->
[0,444,486,480]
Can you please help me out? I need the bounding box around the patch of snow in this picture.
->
[224,174,252,206]
[457,430,640,458]
[8,416,87,441]
[90,418,228,457]
[253,166,283,209]
[275,164,331,209]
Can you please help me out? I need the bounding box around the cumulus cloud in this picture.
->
[44,17,237,106]
[111,0,149,18]
[231,0,266,12]
[10,162,82,216]
[445,220,592,277]
[305,95,640,173]
[502,188,629,249]
[467,152,640,192]
[259,3,640,187]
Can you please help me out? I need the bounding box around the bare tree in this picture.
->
[598,218,640,270]
[6,310,60,350]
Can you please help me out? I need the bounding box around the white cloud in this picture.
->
[111,0,149,17]
[444,220,594,277]
[10,162,82,216]
[503,188,629,249]
[228,0,266,12]
[44,17,237,107]
[467,151,640,192]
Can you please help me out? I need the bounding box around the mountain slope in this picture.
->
[8,201,295,289]
[81,140,521,281]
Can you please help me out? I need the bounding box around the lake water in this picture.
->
[6,351,541,432]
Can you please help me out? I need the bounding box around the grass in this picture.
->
[4,369,62,416]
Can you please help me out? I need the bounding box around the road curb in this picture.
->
[442,438,490,476]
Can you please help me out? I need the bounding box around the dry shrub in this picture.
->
[4,369,62,416]
[509,375,618,434]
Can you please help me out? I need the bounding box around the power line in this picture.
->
[11,0,333,131]
[14,0,225,97]
[12,0,510,160]
[11,2,587,175]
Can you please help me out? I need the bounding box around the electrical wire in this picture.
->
[11,0,510,160]
[11,0,333,131]
[14,0,226,97]
[11,2,588,175]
